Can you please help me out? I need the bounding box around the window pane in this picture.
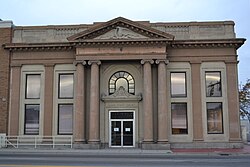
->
[206,72,221,97]
[171,73,186,97]
[207,102,223,134]
[109,71,135,95]
[171,103,188,134]
[24,104,40,135]
[116,78,128,91]
[58,104,73,135]
[111,112,134,119]
[59,74,74,98]
[26,74,41,99]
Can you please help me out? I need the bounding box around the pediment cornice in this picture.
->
[67,17,175,41]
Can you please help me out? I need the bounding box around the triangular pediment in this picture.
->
[94,26,149,39]
[67,17,174,41]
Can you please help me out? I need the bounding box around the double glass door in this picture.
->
[110,111,134,147]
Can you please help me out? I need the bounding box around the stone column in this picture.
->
[226,61,241,141]
[141,59,154,143]
[156,59,169,143]
[88,60,101,144]
[8,65,21,135]
[191,61,204,141]
[43,64,54,136]
[74,61,86,144]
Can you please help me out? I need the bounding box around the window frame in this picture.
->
[201,62,228,140]
[109,71,135,95]
[20,65,45,136]
[53,65,76,136]
[167,63,192,141]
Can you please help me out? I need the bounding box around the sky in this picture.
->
[1,0,249,84]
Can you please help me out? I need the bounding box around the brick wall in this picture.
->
[0,23,12,134]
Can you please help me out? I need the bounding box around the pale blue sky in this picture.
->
[1,0,249,84]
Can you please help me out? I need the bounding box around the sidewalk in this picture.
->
[171,144,250,155]
[1,144,250,156]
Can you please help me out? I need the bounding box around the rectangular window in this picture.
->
[171,72,186,97]
[207,102,223,134]
[205,72,222,97]
[25,74,41,99]
[58,104,73,135]
[171,103,188,134]
[58,74,74,99]
[24,104,40,135]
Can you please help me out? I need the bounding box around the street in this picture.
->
[0,151,250,167]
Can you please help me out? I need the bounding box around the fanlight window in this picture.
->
[109,71,135,95]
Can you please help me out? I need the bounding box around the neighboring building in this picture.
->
[0,17,246,149]
[241,119,250,142]
[0,20,12,135]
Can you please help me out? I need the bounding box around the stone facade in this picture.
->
[0,17,246,149]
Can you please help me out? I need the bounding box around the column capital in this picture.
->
[88,60,101,65]
[44,63,55,67]
[190,60,202,64]
[74,60,87,66]
[10,63,22,67]
[224,60,238,64]
[155,59,169,65]
[140,59,154,65]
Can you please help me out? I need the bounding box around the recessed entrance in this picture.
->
[109,111,135,147]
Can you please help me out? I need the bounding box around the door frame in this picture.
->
[109,110,135,147]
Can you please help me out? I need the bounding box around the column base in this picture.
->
[157,140,168,144]
[73,143,101,149]
[74,139,86,143]
[87,140,100,149]
[86,143,100,149]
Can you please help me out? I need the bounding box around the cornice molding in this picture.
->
[171,38,246,49]
[3,43,73,52]
[73,38,170,47]
[3,38,246,51]
[3,39,169,51]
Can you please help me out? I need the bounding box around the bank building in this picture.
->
[0,17,246,149]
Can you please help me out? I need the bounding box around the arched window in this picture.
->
[109,71,135,95]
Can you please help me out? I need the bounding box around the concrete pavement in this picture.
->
[0,144,250,156]
[171,144,250,155]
